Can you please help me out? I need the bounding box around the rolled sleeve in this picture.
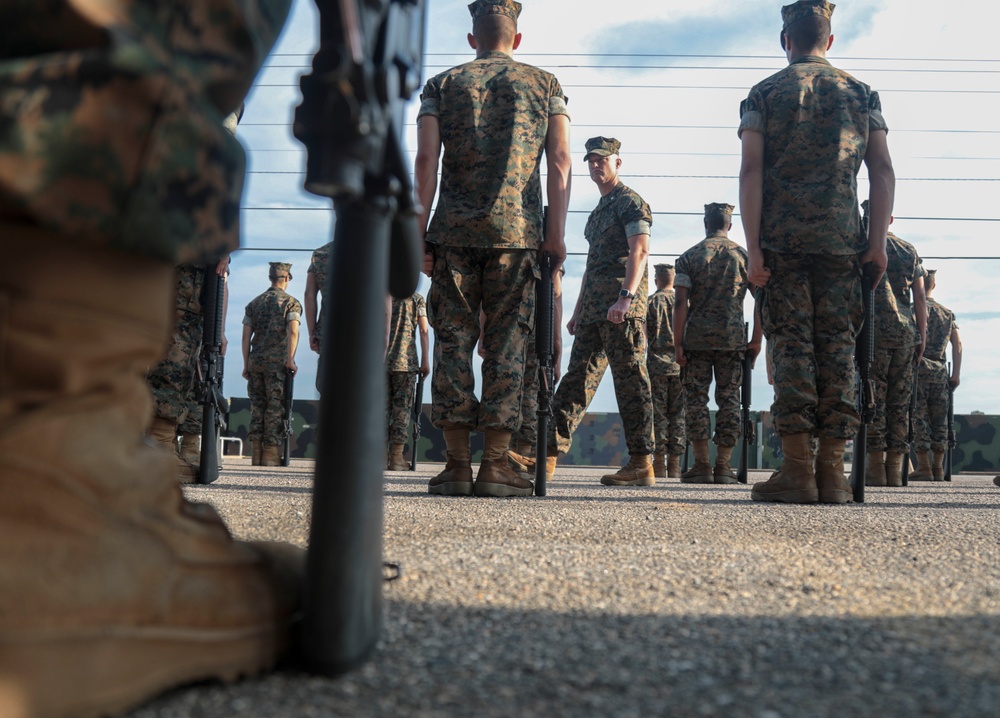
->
[738,93,766,138]
[549,94,570,118]
[869,91,888,134]
[625,219,651,237]
[286,311,301,323]
[674,272,692,289]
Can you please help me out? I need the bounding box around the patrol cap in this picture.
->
[468,0,522,21]
[781,0,835,30]
[926,268,937,277]
[584,136,621,161]
[654,263,674,275]
[861,199,870,216]
[704,202,734,219]
[269,262,292,279]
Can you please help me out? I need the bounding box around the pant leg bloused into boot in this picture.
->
[682,351,714,443]
[711,350,743,447]
[550,322,609,455]
[872,346,914,453]
[600,319,654,456]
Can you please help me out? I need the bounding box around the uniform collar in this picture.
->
[791,55,831,67]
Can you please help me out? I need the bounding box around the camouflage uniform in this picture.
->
[307,241,333,392]
[915,297,958,453]
[675,223,750,448]
[244,284,301,447]
[870,232,925,453]
[550,180,654,456]
[418,47,569,433]
[385,293,427,446]
[739,55,888,439]
[646,286,685,456]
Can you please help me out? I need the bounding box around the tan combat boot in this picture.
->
[475,430,533,497]
[387,443,409,471]
[680,439,713,483]
[751,433,818,503]
[667,453,682,479]
[251,439,263,466]
[149,417,197,482]
[653,452,667,479]
[865,450,886,486]
[714,444,738,484]
[815,438,851,504]
[885,451,904,487]
[179,432,202,476]
[601,454,655,486]
[261,444,281,467]
[429,428,474,496]
[506,442,534,473]
[932,451,946,481]
[909,451,933,481]
[0,238,303,718]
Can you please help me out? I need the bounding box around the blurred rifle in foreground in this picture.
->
[737,322,753,484]
[198,267,228,485]
[535,211,555,497]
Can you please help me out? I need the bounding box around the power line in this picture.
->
[269,51,1000,63]
[245,170,1000,182]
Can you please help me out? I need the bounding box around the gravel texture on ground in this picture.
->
[129,460,1000,718]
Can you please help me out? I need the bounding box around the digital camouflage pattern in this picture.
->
[870,346,915,453]
[683,351,743,447]
[246,370,287,446]
[244,286,300,446]
[874,232,925,349]
[646,288,680,375]
[428,246,535,432]
[307,241,333,341]
[549,320,653,457]
[915,298,959,452]
[513,324,540,447]
[674,231,750,351]
[0,0,291,264]
[759,252,862,438]
[386,293,427,373]
[386,371,418,446]
[738,56,887,255]
[576,182,653,325]
[468,0,522,21]
[417,51,568,250]
[647,287,685,456]
[147,265,205,423]
[781,0,835,29]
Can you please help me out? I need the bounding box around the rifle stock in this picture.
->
[737,322,753,484]
[852,266,877,503]
[535,209,555,497]
[282,369,295,466]
[198,266,227,485]
[410,372,424,471]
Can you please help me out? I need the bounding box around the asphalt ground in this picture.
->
[129,460,1000,718]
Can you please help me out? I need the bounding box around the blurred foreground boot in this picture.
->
[149,417,197,483]
[680,439,713,483]
[667,453,682,479]
[865,451,886,487]
[475,430,533,497]
[428,428,473,496]
[179,432,202,477]
[909,451,933,481]
[885,451,904,487]
[601,454,655,486]
[994,476,1000,487]
[652,452,666,479]
[751,432,818,503]
[815,438,851,504]
[251,440,263,466]
[387,443,408,471]
[0,238,303,718]
[261,444,281,467]
[932,450,946,481]
[713,444,737,484]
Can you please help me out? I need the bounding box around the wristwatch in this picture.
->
[619,289,634,300]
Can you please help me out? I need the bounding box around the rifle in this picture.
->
[282,368,295,466]
[901,368,918,486]
[410,371,424,471]
[294,0,426,677]
[198,267,228,485]
[851,266,877,503]
[535,207,555,497]
[945,362,955,481]
[737,322,754,484]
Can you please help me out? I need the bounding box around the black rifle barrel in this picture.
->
[945,362,955,481]
[282,369,295,467]
[198,266,225,485]
[901,368,918,486]
[535,231,555,497]
[852,266,877,503]
[737,322,751,484]
[410,372,424,471]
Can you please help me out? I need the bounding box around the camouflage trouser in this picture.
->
[914,365,949,452]
[550,319,654,456]
[760,251,863,439]
[870,346,915,452]
[179,392,204,435]
[247,369,286,446]
[513,325,539,447]
[649,366,685,455]
[147,308,202,424]
[682,350,741,447]
[428,246,536,433]
[386,371,417,446]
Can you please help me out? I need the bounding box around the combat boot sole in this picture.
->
[750,485,819,504]
[600,472,655,487]
[428,479,473,497]
[473,480,534,498]
[387,461,410,471]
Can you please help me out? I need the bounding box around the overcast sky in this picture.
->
[228,0,999,417]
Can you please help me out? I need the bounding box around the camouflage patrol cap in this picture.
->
[704,203,734,219]
[584,136,621,161]
[781,0,835,30]
[654,263,674,275]
[468,0,522,21]
[861,199,870,216]
[269,262,292,279]
[926,268,937,276]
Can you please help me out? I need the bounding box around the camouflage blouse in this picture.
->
[921,299,958,373]
[244,287,302,373]
[874,232,926,349]
[386,293,427,373]
[674,232,750,351]
[418,51,569,250]
[0,1,290,264]
[577,182,652,326]
[646,288,680,376]
[738,56,888,256]
[307,241,334,339]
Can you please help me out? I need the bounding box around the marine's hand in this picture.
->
[859,246,888,288]
[286,360,297,373]
[242,367,249,380]
[747,339,762,368]
[950,375,961,390]
[310,335,321,354]
[748,250,771,288]
[420,362,430,379]
[676,344,687,368]
[539,237,567,278]
[607,298,631,325]
[567,315,578,336]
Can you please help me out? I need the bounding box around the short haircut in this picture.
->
[473,14,516,48]
[704,212,729,232]
[785,15,830,52]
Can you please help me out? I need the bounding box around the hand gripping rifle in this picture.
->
[294,0,426,676]
[535,207,555,497]
[410,371,424,471]
[901,368,918,486]
[945,362,955,481]
[282,368,295,466]
[198,267,228,485]
[852,266,877,503]
[737,322,754,484]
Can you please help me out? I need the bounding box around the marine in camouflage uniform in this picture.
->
[305,240,333,392]
[414,0,572,498]
[242,262,302,466]
[912,269,962,480]
[738,0,895,504]
[547,136,656,487]
[0,3,299,716]
[674,203,760,484]
[863,208,927,487]
[385,293,430,470]
[646,263,686,478]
